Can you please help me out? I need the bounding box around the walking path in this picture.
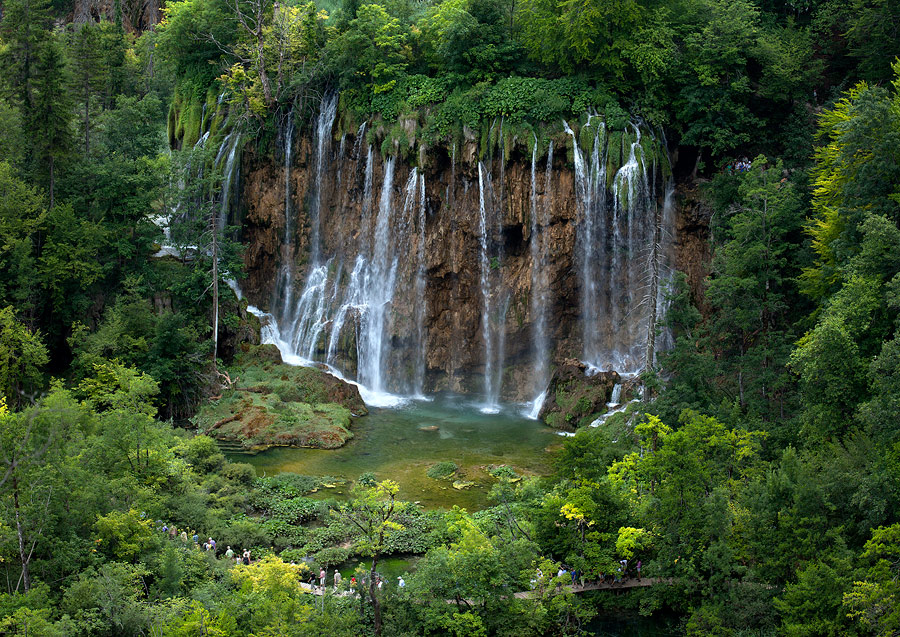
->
[303,577,660,598]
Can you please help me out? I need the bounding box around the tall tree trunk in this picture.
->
[369,557,382,636]
[48,155,54,209]
[211,214,219,370]
[84,88,90,154]
[12,474,30,593]
[256,29,272,105]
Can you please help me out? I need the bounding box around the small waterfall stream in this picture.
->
[477,161,497,412]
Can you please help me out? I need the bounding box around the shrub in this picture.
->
[221,462,256,485]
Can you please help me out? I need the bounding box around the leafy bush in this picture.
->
[313,546,352,567]
[221,462,257,485]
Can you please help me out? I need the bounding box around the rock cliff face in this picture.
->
[235,111,695,405]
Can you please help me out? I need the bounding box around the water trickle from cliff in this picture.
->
[564,118,673,375]
[564,118,609,368]
[214,131,241,233]
[274,112,295,318]
[357,157,397,393]
[414,171,428,397]
[528,137,550,415]
[309,93,338,264]
[477,162,500,413]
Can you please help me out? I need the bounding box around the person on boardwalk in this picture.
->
[180,530,188,543]
[636,560,642,580]
[333,570,342,590]
[397,576,405,588]
[319,568,326,590]
[170,526,177,540]
[224,546,234,560]
[242,549,251,565]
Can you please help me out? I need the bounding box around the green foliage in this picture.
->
[426,461,458,480]
[0,306,48,409]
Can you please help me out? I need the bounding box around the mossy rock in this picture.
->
[426,461,458,480]
[452,480,475,490]
[539,359,619,431]
[196,355,369,451]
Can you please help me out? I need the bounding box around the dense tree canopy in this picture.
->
[1,0,900,634]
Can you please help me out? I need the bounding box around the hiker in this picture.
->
[209,538,216,552]
[242,549,251,565]
[192,532,199,544]
[225,546,234,560]
[636,560,642,580]
[397,576,405,588]
[169,526,177,540]
[334,570,342,590]
[377,576,383,590]
[319,568,326,589]
[180,530,188,543]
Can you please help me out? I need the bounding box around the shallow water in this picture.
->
[227,395,559,510]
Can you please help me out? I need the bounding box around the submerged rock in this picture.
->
[418,425,439,432]
[539,359,620,431]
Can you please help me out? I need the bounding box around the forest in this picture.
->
[1,0,900,634]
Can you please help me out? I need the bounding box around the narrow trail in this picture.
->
[303,577,660,598]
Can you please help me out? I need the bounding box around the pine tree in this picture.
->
[27,36,73,208]
[67,22,107,154]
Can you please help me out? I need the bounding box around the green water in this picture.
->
[227,396,560,510]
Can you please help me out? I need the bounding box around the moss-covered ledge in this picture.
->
[193,344,368,452]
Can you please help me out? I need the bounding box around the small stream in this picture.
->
[226,395,558,510]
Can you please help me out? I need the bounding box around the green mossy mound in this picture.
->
[194,344,368,452]
[426,461,458,480]
[538,359,620,431]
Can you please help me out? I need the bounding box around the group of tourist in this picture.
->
[532,559,644,592]
[291,566,406,596]
[157,522,252,565]
[726,158,753,173]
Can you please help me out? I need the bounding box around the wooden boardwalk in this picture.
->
[303,577,659,598]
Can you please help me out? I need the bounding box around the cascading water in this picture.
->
[215,131,241,234]
[564,117,673,375]
[477,162,500,413]
[274,112,295,319]
[527,137,551,418]
[357,157,397,393]
[309,93,338,265]
[257,94,675,411]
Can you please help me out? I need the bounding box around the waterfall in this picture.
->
[528,137,550,415]
[477,162,498,412]
[216,132,241,234]
[564,117,672,376]
[357,157,397,393]
[309,93,338,265]
[414,171,428,397]
[274,112,295,319]
[564,118,608,368]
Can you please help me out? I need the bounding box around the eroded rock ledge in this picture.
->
[195,344,367,452]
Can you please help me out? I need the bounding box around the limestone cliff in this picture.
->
[232,113,705,405]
